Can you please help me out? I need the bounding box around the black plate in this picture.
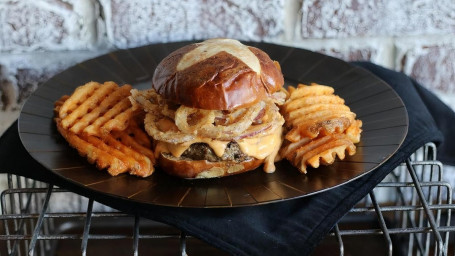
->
[18,41,408,208]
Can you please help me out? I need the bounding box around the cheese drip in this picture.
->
[239,126,282,173]
[237,126,282,160]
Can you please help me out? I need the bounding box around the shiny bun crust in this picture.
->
[152,39,284,110]
[158,153,263,179]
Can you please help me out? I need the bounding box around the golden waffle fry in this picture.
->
[57,81,137,136]
[345,119,363,144]
[284,94,345,113]
[280,83,362,174]
[283,83,358,141]
[279,137,311,160]
[111,118,155,163]
[54,95,69,116]
[289,83,334,99]
[56,118,155,177]
[291,134,356,173]
[121,113,152,148]
[84,97,135,135]
[285,116,352,142]
[286,104,350,122]
[287,85,296,94]
[54,83,155,178]
[59,81,101,118]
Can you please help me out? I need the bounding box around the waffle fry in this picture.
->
[287,134,356,173]
[345,119,363,144]
[285,116,352,142]
[54,95,69,116]
[56,119,155,177]
[54,83,155,178]
[59,81,101,118]
[280,83,362,173]
[57,81,138,136]
[119,113,152,149]
[289,83,334,99]
[285,104,350,122]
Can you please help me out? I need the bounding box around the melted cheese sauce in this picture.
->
[237,126,282,159]
[155,138,229,159]
[154,126,283,173]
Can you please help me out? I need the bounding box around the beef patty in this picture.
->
[180,142,251,162]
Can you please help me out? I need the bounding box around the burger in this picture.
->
[131,38,286,178]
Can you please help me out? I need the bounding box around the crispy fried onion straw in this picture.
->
[131,89,284,143]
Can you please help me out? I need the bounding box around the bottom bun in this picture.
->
[158,153,263,179]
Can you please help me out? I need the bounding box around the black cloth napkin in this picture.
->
[1,62,454,255]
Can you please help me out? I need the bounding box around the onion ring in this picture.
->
[233,100,284,140]
[133,89,284,142]
[130,89,175,119]
[197,101,265,139]
[175,106,216,134]
[144,113,195,144]
[130,89,159,113]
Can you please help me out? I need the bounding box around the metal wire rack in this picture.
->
[1,143,454,256]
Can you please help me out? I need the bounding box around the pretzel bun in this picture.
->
[159,153,264,179]
[152,38,284,110]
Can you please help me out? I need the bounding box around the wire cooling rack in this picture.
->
[1,143,454,256]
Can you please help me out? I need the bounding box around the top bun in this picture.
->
[152,38,284,110]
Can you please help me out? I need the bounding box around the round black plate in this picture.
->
[18,41,408,208]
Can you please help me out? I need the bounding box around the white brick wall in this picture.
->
[300,0,455,38]
[396,36,455,94]
[0,0,102,52]
[0,50,107,111]
[100,0,284,48]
